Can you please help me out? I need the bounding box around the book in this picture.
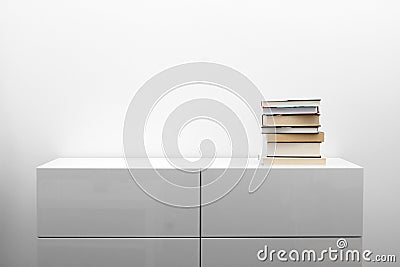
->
[262,99,320,108]
[261,126,319,134]
[262,127,319,134]
[262,106,319,115]
[263,157,326,165]
[267,142,321,157]
[262,114,320,127]
[267,132,324,143]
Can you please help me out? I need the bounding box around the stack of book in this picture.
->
[261,99,325,165]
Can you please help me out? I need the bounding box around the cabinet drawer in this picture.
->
[37,168,199,237]
[38,238,199,267]
[202,237,362,266]
[202,167,363,237]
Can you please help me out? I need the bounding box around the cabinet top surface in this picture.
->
[37,158,362,170]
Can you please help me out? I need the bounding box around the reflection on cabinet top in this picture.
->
[38,158,362,170]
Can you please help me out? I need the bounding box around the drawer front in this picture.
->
[37,169,200,237]
[202,168,363,237]
[38,238,199,267]
[202,238,362,266]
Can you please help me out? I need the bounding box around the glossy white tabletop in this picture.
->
[37,157,362,170]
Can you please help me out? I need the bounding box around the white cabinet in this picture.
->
[37,158,363,267]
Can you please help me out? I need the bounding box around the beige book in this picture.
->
[267,142,321,157]
[267,132,324,143]
[262,114,320,127]
[263,157,326,165]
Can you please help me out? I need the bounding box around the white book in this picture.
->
[263,157,326,165]
[262,99,320,108]
[262,127,319,134]
[267,142,321,157]
[263,106,318,115]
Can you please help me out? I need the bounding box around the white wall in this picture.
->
[1,0,400,266]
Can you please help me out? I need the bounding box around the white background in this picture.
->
[1,0,400,266]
